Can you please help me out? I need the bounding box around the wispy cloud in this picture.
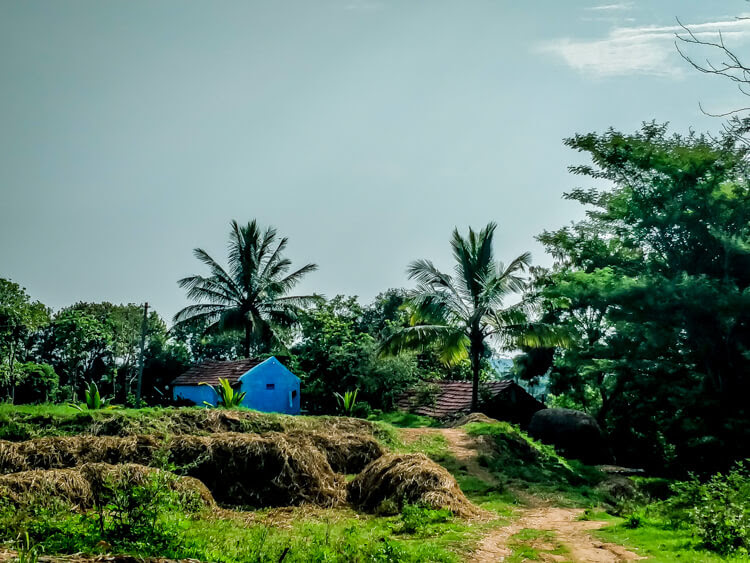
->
[586,3,633,12]
[539,16,750,77]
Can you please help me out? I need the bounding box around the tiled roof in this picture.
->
[397,380,516,418]
[171,358,266,387]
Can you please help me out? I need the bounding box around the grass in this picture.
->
[505,528,569,562]
[3,404,746,562]
[594,514,750,562]
[0,498,481,562]
[367,411,442,428]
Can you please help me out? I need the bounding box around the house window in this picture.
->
[266,383,275,390]
[292,390,297,398]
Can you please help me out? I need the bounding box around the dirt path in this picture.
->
[401,428,642,563]
[471,506,642,562]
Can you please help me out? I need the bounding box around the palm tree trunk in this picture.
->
[244,323,251,358]
[8,340,16,404]
[470,339,481,412]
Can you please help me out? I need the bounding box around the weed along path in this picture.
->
[400,427,642,563]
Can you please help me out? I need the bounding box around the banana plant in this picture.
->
[69,381,118,411]
[334,388,359,416]
[200,378,246,408]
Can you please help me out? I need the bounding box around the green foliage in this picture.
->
[368,411,442,428]
[69,381,116,411]
[173,219,318,358]
[95,468,199,551]
[0,468,200,557]
[667,462,750,554]
[0,490,464,562]
[0,279,50,403]
[381,223,564,412]
[398,503,452,534]
[538,123,750,474]
[15,531,41,563]
[200,377,247,408]
[7,362,58,404]
[48,308,113,398]
[334,388,359,415]
[295,296,420,413]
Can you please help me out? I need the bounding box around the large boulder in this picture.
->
[528,408,610,464]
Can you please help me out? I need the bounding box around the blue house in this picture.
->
[171,357,300,414]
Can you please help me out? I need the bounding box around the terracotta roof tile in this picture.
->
[396,380,516,417]
[171,358,266,387]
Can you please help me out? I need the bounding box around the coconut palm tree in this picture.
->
[382,222,564,411]
[174,220,318,358]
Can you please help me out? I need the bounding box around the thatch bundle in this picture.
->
[348,453,478,517]
[289,431,384,474]
[0,435,163,473]
[0,433,343,507]
[0,463,214,509]
[68,408,285,439]
[167,433,343,507]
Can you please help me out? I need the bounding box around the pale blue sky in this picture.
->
[1,1,748,321]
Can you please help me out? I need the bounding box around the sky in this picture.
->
[2,0,750,323]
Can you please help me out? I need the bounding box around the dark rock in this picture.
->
[528,408,610,464]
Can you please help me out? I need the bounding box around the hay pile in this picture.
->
[290,431,384,474]
[87,408,285,437]
[0,463,214,508]
[450,412,499,427]
[0,435,164,473]
[348,453,478,517]
[167,433,343,507]
[0,433,343,507]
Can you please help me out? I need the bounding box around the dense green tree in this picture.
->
[62,302,157,399]
[46,308,112,399]
[169,315,243,363]
[0,279,50,402]
[539,123,750,473]
[12,362,59,404]
[141,316,191,405]
[174,220,318,358]
[294,296,419,413]
[382,223,561,411]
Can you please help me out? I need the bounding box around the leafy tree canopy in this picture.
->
[537,123,750,473]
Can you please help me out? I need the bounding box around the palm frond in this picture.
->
[380,324,468,364]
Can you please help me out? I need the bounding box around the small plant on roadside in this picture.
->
[624,513,643,529]
[199,378,246,408]
[69,381,117,411]
[334,388,359,416]
[398,503,452,535]
[92,468,203,553]
[16,531,41,563]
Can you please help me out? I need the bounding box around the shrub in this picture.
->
[669,461,750,554]
[92,466,196,551]
[14,363,59,404]
[0,465,201,556]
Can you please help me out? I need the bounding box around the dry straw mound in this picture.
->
[450,412,499,427]
[0,433,343,508]
[289,431,384,474]
[167,433,343,507]
[348,453,478,517]
[0,463,214,508]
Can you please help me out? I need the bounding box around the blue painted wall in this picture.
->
[173,383,217,407]
[173,356,301,414]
